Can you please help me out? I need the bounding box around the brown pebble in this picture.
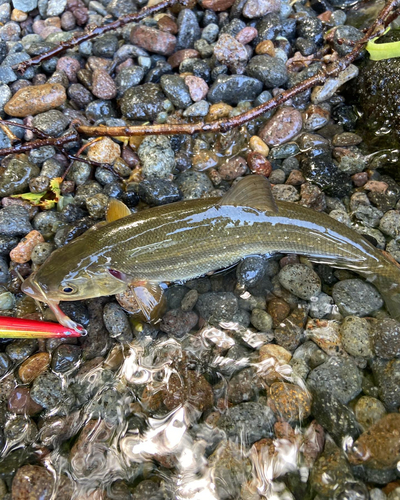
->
[10,231,44,264]
[249,135,269,156]
[332,132,362,147]
[87,137,120,164]
[255,39,275,56]
[286,170,305,186]
[11,9,28,21]
[259,107,303,146]
[157,15,178,34]
[61,10,76,30]
[267,297,291,327]
[167,49,200,69]
[259,343,292,363]
[12,465,53,499]
[56,56,81,83]
[4,83,66,117]
[91,69,117,100]
[18,352,51,384]
[218,156,247,180]
[130,25,176,56]
[348,413,400,469]
[268,382,311,422]
[236,26,258,45]
[205,102,233,122]
[184,75,209,102]
[200,0,236,11]
[352,172,368,187]
[214,33,248,72]
[364,180,388,193]
[247,151,272,177]
[8,386,43,415]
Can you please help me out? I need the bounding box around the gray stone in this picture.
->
[218,401,275,445]
[307,357,362,404]
[0,156,40,197]
[138,136,175,179]
[115,66,145,97]
[12,0,37,11]
[32,110,69,137]
[332,279,384,317]
[175,171,213,199]
[278,264,321,300]
[46,0,67,16]
[196,292,238,323]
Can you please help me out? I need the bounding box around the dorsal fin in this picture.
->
[106,199,131,222]
[220,175,278,213]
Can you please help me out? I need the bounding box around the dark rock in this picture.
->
[332,279,384,317]
[159,309,198,337]
[138,179,182,206]
[115,66,145,97]
[85,99,117,121]
[0,205,32,236]
[246,55,288,88]
[333,25,363,57]
[0,156,40,197]
[207,74,262,104]
[196,292,238,323]
[307,357,362,404]
[120,83,166,120]
[218,401,275,445]
[296,16,323,45]
[255,13,281,43]
[371,358,400,411]
[176,9,201,50]
[160,74,192,109]
[301,155,352,197]
[93,35,119,58]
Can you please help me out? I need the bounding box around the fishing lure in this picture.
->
[0,315,84,338]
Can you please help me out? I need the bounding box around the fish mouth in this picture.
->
[21,275,86,335]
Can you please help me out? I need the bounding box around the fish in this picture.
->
[21,175,400,331]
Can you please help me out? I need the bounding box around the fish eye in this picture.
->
[60,284,77,294]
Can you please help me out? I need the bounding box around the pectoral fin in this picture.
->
[116,281,166,323]
[219,174,278,213]
[106,199,131,222]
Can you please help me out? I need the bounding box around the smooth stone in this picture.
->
[4,83,66,117]
[259,106,302,146]
[207,75,263,105]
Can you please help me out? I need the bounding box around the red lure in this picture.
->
[0,316,84,338]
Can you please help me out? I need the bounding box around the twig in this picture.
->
[15,0,182,73]
[0,128,79,155]
[75,0,399,139]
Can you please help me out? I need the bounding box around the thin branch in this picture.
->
[15,0,182,73]
[0,128,79,155]
[75,0,400,139]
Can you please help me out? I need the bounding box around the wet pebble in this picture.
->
[6,339,38,364]
[139,179,182,206]
[30,241,54,265]
[91,69,117,100]
[259,106,302,146]
[379,210,400,239]
[10,230,44,264]
[86,193,109,219]
[30,371,64,410]
[278,263,321,300]
[160,74,192,109]
[31,109,69,137]
[138,136,175,179]
[175,171,213,199]
[268,382,311,422]
[0,156,40,197]
[332,279,384,317]
[207,75,263,105]
[12,465,53,500]
[218,401,276,445]
[130,25,176,56]
[103,302,133,339]
[0,205,32,236]
[4,83,66,117]
[51,344,81,373]
[349,413,400,470]
[250,308,273,331]
[340,316,373,358]
[196,292,238,323]
[307,357,362,404]
[18,352,50,383]
[354,396,387,430]
[372,358,400,411]
[120,83,166,120]
[246,55,288,88]
[87,137,120,164]
[372,318,400,359]
[8,386,43,415]
[160,309,198,337]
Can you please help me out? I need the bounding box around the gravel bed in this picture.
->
[0,0,399,498]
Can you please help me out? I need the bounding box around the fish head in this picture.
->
[21,241,129,304]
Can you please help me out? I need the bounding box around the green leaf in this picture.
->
[366,28,400,61]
